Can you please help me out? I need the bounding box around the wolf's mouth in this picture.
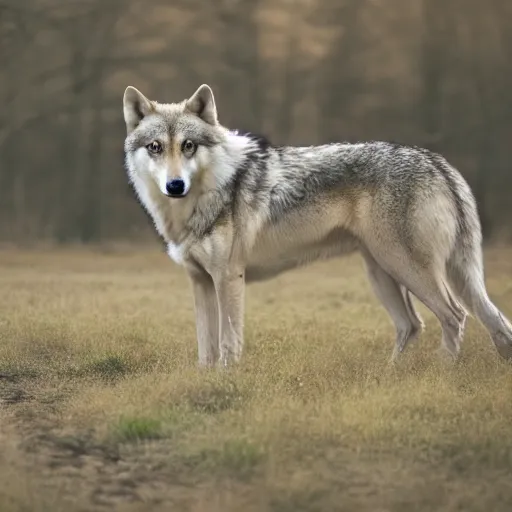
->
[166,192,188,199]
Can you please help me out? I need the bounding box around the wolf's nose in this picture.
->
[166,179,185,196]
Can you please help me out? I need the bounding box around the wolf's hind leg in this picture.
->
[361,249,423,361]
[364,244,467,360]
[401,285,425,333]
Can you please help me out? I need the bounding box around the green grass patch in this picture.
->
[113,416,163,442]
[183,438,265,479]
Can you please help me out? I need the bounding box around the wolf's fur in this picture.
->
[123,84,512,367]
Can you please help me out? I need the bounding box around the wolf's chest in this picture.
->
[167,241,186,265]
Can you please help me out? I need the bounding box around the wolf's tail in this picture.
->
[446,179,512,359]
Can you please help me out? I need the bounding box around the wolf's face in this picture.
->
[123,85,224,198]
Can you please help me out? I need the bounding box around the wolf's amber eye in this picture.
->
[181,139,196,154]
[146,141,162,154]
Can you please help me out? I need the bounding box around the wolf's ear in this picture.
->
[123,86,154,134]
[186,84,218,125]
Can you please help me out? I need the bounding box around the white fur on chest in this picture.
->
[167,241,185,265]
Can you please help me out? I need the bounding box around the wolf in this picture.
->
[122,83,512,367]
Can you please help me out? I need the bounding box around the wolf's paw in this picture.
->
[494,332,512,361]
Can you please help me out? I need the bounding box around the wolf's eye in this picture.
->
[181,139,196,154]
[146,141,162,154]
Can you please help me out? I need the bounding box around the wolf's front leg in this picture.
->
[189,268,219,367]
[214,268,245,367]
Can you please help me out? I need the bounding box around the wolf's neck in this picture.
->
[220,130,272,169]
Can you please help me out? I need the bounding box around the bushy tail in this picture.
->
[447,241,512,360]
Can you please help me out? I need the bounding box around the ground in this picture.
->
[1,245,512,512]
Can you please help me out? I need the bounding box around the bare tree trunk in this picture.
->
[217,0,262,132]
[420,0,446,151]
[56,40,87,242]
[464,0,496,240]
[277,2,300,144]
[316,0,364,142]
[78,7,119,242]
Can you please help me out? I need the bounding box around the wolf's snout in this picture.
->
[166,179,185,197]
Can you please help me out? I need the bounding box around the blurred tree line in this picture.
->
[0,0,511,243]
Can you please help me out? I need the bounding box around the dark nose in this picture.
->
[165,179,185,196]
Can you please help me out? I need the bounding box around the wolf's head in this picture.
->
[123,84,226,198]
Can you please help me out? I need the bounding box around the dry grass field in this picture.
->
[1,246,512,512]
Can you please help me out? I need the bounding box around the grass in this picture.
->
[1,245,512,511]
[113,416,164,442]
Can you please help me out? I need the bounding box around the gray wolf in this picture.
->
[122,83,512,367]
